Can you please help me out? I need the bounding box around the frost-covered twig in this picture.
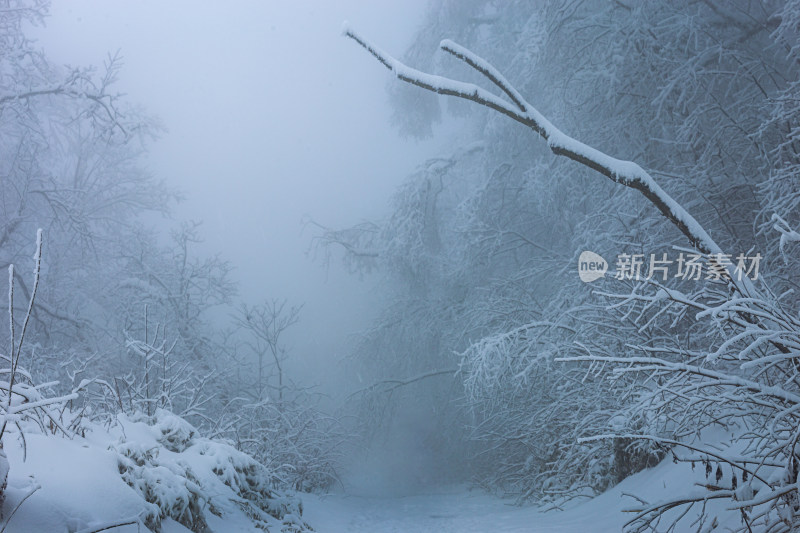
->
[0,232,79,444]
[0,230,43,442]
[772,214,800,261]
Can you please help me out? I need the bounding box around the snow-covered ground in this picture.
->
[304,453,741,533]
[0,412,746,532]
[1,410,309,532]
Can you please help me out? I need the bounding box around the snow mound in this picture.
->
[1,410,313,532]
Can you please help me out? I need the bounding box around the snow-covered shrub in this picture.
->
[155,409,197,453]
[230,300,344,493]
[231,394,343,492]
[115,441,204,531]
[112,409,311,532]
[567,266,800,531]
[459,300,668,500]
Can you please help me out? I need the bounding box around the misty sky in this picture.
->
[31,1,440,387]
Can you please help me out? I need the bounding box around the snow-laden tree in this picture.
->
[0,0,244,426]
[340,0,800,528]
[0,0,181,372]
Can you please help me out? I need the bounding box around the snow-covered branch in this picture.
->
[343,25,728,265]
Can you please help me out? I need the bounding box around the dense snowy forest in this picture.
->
[0,0,799,531]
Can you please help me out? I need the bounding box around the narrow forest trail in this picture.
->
[301,454,742,533]
[303,486,588,533]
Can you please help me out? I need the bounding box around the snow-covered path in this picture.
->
[304,488,535,533]
[301,452,741,533]
[302,485,622,533]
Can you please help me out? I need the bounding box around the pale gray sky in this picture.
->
[32,1,440,388]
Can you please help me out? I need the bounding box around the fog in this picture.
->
[5,2,797,530]
[32,0,437,392]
